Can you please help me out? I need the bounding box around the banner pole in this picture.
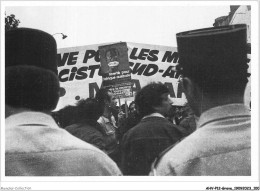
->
[118,98,121,110]
[125,99,128,118]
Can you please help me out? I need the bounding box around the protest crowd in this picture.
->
[5,24,251,176]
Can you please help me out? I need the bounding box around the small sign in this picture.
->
[99,42,133,98]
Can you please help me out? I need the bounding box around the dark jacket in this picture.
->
[121,116,183,175]
[179,115,197,137]
[118,111,141,143]
[65,122,106,151]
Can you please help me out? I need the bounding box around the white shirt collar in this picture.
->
[6,111,57,129]
[142,112,165,120]
[197,103,250,128]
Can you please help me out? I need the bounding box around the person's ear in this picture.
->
[182,77,202,117]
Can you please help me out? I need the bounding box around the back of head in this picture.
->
[135,82,169,118]
[95,88,110,110]
[5,28,60,112]
[6,66,60,111]
[176,24,249,97]
[76,98,104,124]
[53,105,78,128]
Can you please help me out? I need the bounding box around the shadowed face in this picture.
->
[108,91,117,108]
[129,103,136,113]
[153,93,173,117]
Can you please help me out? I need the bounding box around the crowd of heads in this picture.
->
[53,82,196,142]
[53,88,114,128]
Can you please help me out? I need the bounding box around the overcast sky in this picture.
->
[5,1,231,48]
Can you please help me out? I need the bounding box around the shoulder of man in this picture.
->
[77,148,122,175]
[121,122,141,145]
[62,130,122,175]
[150,140,181,174]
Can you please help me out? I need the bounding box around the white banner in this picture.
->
[56,42,187,110]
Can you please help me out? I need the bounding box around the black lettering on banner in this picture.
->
[164,82,184,98]
[89,82,100,98]
[131,63,147,75]
[162,66,174,78]
[130,62,181,78]
[58,65,100,82]
[129,48,139,60]
[138,48,150,60]
[95,50,100,62]
[67,51,79,65]
[59,69,70,82]
[97,66,103,76]
[162,66,179,78]
[129,62,134,74]
[129,61,135,67]
[164,82,176,98]
[162,51,179,63]
[147,50,159,62]
[83,50,100,64]
[88,65,100,78]
[57,52,69,67]
[130,79,181,99]
[61,79,183,104]
[177,82,184,98]
[131,79,141,93]
[75,66,88,80]
[130,48,159,62]
[143,64,158,76]
[69,67,78,81]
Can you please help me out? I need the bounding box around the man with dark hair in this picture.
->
[151,24,251,176]
[96,88,119,122]
[5,28,121,176]
[121,82,183,175]
[65,98,106,151]
[51,105,78,128]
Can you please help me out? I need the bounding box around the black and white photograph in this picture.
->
[1,1,259,191]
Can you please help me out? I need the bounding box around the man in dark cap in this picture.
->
[151,24,251,176]
[5,28,121,176]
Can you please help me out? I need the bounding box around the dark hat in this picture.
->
[5,28,58,74]
[176,24,249,83]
